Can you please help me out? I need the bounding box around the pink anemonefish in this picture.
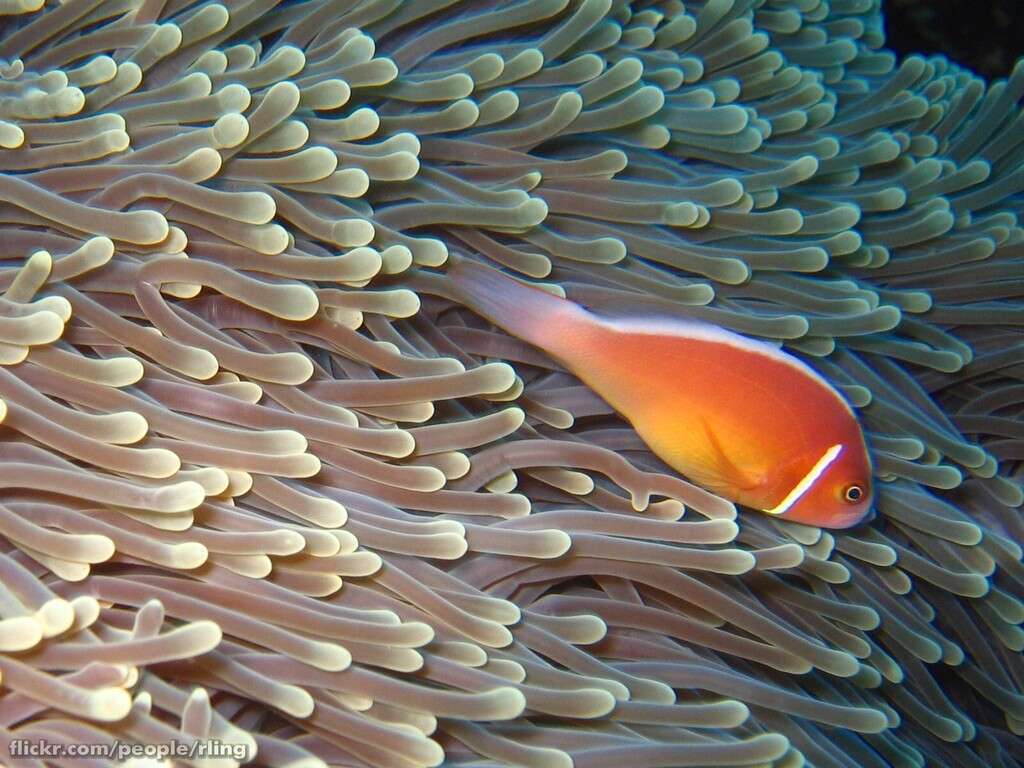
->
[446,256,874,529]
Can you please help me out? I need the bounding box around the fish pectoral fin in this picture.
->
[679,465,747,500]
[701,421,764,493]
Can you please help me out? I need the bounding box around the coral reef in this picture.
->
[0,0,1021,766]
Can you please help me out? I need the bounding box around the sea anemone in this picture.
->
[0,0,1020,766]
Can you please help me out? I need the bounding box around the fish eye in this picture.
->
[843,484,865,503]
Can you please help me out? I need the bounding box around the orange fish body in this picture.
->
[447,257,873,529]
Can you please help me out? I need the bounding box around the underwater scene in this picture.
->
[0,0,1021,766]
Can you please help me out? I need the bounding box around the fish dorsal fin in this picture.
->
[697,421,764,494]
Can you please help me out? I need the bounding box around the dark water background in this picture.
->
[885,0,1021,78]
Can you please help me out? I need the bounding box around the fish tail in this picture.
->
[445,256,585,353]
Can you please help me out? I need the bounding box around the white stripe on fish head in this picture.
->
[764,443,844,516]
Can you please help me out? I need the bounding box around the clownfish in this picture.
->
[445,257,873,529]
